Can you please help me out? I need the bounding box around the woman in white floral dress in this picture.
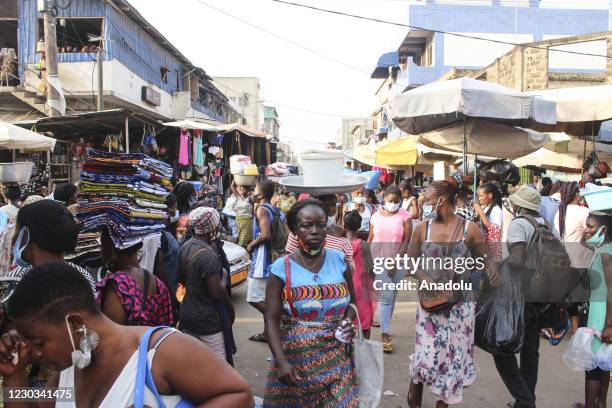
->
[406,175,499,408]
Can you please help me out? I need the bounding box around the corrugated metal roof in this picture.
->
[0,110,45,123]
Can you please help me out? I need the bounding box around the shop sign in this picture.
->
[141,86,161,106]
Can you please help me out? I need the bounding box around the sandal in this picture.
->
[372,321,380,328]
[407,381,423,408]
[249,333,267,343]
[382,333,393,353]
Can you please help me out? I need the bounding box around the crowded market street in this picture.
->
[1,0,612,407]
[231,285,601,408]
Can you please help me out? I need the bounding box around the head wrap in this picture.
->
[22,195,44,207]
[188,207,220,235]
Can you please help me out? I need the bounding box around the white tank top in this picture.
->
[56,330,182,408]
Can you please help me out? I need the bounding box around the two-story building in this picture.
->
[370,0,611,133]
[0,0,238,123]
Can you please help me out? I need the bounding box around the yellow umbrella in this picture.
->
[376,137,418,166]
[353,144,377,167]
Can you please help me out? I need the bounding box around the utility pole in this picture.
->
[96,46,104,110]
[41,0,61,117]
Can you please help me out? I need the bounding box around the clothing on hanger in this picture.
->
[178,130,189,166]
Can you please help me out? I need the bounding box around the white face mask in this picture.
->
[353,196,366,205]
[384,202,400,213]
[423,197,442,220]
[327,216,335,227]
[65,315,98,370]
[169,211,179,223]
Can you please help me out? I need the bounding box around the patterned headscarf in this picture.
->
[22,195,44,207]
[188,206,220,235]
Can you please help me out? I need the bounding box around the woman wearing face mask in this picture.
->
[0,262,253,407]
[178,207,236,364]
[173,181,197,242]
[406,175,499,408]
[264,199,358,407]
[97,230,173,327]
[576,212,612,408]
[347,188,374,241]
[368,185,412,353]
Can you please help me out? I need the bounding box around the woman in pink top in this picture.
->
[368,185,412,352]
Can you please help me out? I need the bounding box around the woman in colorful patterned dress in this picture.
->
[264,199,359,407]
[97,229,173,327]
[406,175,499,408]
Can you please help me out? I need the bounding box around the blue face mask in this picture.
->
[586,226,606,247]
[12,227,31,268]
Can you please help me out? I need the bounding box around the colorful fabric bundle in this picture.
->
[77,149,173,249]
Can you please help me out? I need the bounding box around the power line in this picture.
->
[270,0,612,59]
[193,0,371,74]
[211,78,361,118]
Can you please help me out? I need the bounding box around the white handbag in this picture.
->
[349,304,384,408]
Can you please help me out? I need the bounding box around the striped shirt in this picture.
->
[285,233,353,265]
[6,262,97,294]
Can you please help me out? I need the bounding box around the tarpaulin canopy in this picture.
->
[392,78,557,135]
[221,123,266,138]
[371,51,399,79]
[163,119,224,132]
[0,121,56,152]
[376,137,418,166]
[527,85,612,138]
[418,119,550,159]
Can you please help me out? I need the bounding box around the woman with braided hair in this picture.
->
[554,181,592,335]
[406,174,499,407]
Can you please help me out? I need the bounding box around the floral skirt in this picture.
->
[409,301,476,405]
[264,319,359,408]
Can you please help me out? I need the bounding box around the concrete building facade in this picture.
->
[336,117,373,150]
[263,105,280,141]
[471,31,612,91]
[212,77,263,131]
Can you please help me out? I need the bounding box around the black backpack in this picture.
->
[260,204,288,253]
[519,214,575,303]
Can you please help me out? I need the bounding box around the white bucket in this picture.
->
[300,150,344,186]
[0,162,33,183]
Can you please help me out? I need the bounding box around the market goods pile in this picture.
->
[77,149,173,248]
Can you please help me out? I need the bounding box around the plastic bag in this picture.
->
[475,261,524,355]
[562,328,598,371]
[349,305,383,408]
[595,343,612,371]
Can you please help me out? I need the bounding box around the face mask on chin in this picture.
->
[586,226,606,247]
[422,197,441,220]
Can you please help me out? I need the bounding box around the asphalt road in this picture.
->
[230,284,610,408]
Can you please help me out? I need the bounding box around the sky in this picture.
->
[128,0,410,151]
[128,0,611,152]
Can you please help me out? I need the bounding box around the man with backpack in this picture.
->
[493,186,572,408]
[246,180,287,343]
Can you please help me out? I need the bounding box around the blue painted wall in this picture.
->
[405,3,610,85]
[17,0,181,94]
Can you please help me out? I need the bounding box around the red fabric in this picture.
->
[350,239,374,331]
[485,223,502,261]
[298,193,311,201]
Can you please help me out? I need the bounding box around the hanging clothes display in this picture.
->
[178,129,189,166]
[194,131,205,167]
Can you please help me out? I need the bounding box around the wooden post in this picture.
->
[96,47,104,111]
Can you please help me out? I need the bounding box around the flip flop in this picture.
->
[249,333,267,343]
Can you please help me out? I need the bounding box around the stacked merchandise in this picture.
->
[230,155,258,187]
[65,232,101,264]
[76,149,173,249]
